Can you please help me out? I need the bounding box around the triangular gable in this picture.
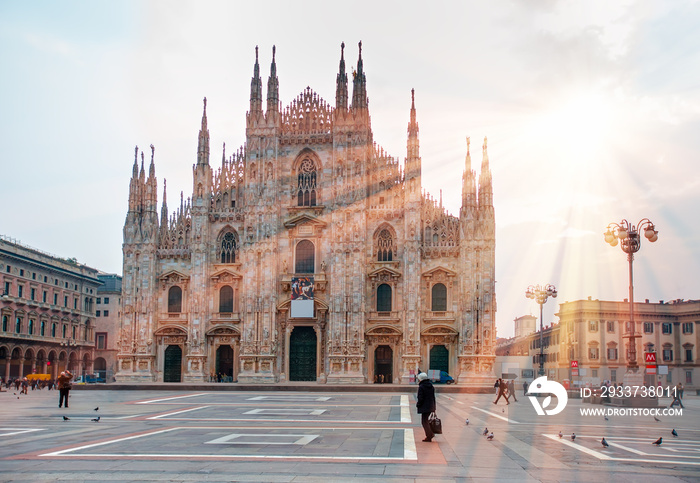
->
[159,270,190,283]
[283,213,327,229]
[422,266,458,278]
[367,266,402,280]
[210,268,243,282]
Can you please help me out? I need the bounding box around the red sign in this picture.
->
[646,365,657,375]
[572,369,579,376]
[571,360,579,368]
[645,352,656,363]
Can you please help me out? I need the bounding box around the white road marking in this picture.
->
[543,434,612,460]
[607,441,648,455]
[244,409,326,416]
[400,395,411,423]
[0,428,44,437]
[470,406,519,423]
[205,433,319,445]
[247,396,331,401]
[136,393,208,404]
[404,428,417,460]
[148,406,210,419]
[40,427,180,456]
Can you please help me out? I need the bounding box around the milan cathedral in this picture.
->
[116,42,496,385]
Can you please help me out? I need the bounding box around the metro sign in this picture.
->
[571,361,579,368]
[645,352,657,364]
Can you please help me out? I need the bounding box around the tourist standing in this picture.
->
[416,372,437,442]
[57,371,73,408]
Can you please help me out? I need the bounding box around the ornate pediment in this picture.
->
[206,325,240,336]
[154,325,188,336]
[283,213,327,229]
[367,265,402,281]
[159,270,190,285]
[422,266,457,280]
[366,326,402,336]
[210,268,242,283]
[421,325,459,336]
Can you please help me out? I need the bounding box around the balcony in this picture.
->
[423,311,456,323]
[368,311,401,323]
[211,312,241,323]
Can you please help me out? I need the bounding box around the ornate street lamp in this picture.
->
[526,284,557,376]
[604,219,658,381]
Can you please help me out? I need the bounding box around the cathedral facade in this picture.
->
[116,43,496,385]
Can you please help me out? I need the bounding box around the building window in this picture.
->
[592,369,598,378]
[53,293,58,305]
[96,311,101,317]
[644,322,654,334]
[431,283,447,311]
[32,272,36,280]
[5,265,10,273]
[73,298,77,309]
[682,322,694,334]
[96,298,101,304]
[40,321,45,336]
[296,158,317,207]
[52,323,56,337]
[28,319,34,335]
[72,325,76,339]
[607,321,614,333]
[31,288,35,300]
[662,323,672,334]
[686,371,693,384]
[295,240,315,274]
[44,276,47,282]
[64,295,68,307]
[43,291,47,303]
[589,321,598,332]
[219,286,234,313]
[20,269,24,276]
[18,285,23,298]
[377,229,394,261]
[104,297,109,304]
[103,310,109,317]
[2,315,7,331]
[15,317,22,333]
[588,347,599,360]
[377,284,392,312]
[220,232,238,264]
[4,281,10,296]
[607,348,618,360]
[168,286,183,313]
[686,349,693,362]
[96,333,107,350]
[663,349,673,362]
[610,369,617,383]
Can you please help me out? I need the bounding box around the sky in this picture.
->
[1,1,699,338]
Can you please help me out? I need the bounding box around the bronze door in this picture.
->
[216,345,234,379]
[289,326,317,381]
[163,345,182,382]
[429,345,449,374]
[374,345,393,383]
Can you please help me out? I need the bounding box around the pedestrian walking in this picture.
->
[670,384,684,409]
[493,378,510,405]
[20,377,29,395]
[57,371,73,408]
[523,380,529,396]
[416,372,437,442]
[508,379,518,402]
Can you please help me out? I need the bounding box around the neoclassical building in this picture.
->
[116,43,497,384]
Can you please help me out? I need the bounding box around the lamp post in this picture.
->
[604,219,658,380]
[526,284,557,376]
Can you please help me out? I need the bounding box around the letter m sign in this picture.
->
[645,352,656,363]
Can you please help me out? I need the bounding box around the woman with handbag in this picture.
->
[416,372,437,442]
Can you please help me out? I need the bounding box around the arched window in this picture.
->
[377,284,392,312]
[295,240,315,273]
[219,286,233,313]
[168,286,182,313]
[377,229,393,261]
[220,232,237,263]
[431,283,447,311]
[296,159,317,207]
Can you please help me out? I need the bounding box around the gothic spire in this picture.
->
[160,179,168,230]
[132,145,139,178]
[351,41,367,110]
[250,45,263,115]
[461,136,477,213]
[406,88,420,167]
[197,97,210,166]
[478,136,493,209]
[335,41,348,111]
[408,88,418,138]
[266,45,279,118]
[149,144,156,178]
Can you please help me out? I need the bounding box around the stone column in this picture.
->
[18,357,25,378]
[4,357,10,381]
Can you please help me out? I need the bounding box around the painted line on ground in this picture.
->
[39,427,180,456]
[147,406,210,419]
[0,428,45,437]
[542,433,612,460]
[404,428,417,460]
[150,417,409,424]
[136,393,209,404]
[470,406,519,423]
[400,395,412,423]
[606,441,647,455]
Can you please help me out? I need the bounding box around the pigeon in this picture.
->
[94,407,99,411]
[604,416,609,421]
[502,409,505,413]
[483,428,489,436]
[652,437,662,446]
[558,431,563,439]
[672,429,678,437]
[63,416,70,421]
[91,416,100,422]
[465,419,469,425]
[571,433,576,441]
[601,438,609,448]
[654,416,661,422]
[487,432,494,440]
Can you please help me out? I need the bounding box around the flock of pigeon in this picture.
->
[467,416,678,448]
[61,406,101,422]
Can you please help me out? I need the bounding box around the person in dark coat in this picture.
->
[57,371,73,408]
[494,378,510,405]
[416,372,437,442]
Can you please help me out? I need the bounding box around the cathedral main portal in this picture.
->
[289,326,317,381]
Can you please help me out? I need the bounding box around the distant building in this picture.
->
[0,235,101,380]
[514,315,537,338]
[498,297,700,390]
[95,274,122,382]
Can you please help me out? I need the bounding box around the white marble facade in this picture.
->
[116,43,496,385]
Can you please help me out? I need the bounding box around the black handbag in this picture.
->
[428,412,442,434]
